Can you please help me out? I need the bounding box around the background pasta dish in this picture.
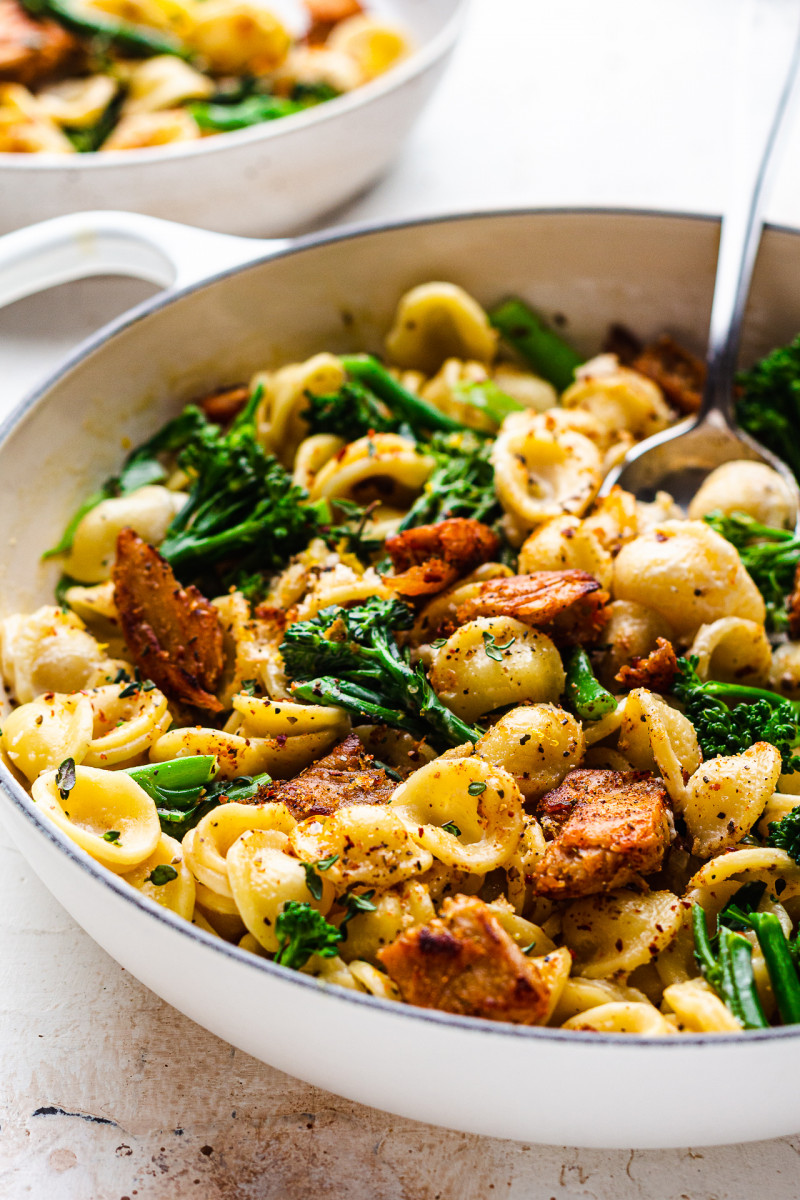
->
[4,278,800,1037]
[0,0,408,152]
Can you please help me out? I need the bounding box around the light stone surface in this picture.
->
[3,0,800,1194]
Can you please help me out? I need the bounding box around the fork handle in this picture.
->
[701,16,800,425]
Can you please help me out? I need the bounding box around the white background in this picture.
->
[4,0,800,1195]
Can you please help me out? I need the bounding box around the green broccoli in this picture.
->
[766,806,800,863]
[563,647,617,721]
[157,391,323,582]
[303,381,404,441]
[125,756,271,839]
[737,336,800,481]
[394,432,501,533]
[339,355,465,435]
[274,901,342,969]
[692,902,768,1029]
[21,0,189,58]
[703,510,800,630]
[280,596,482,748]
[488,297,583,392]
[673,656,800,773]
[717,883,800,1026]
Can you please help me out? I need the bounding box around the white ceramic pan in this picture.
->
[0,0,465,236]
[2,207,800,1150]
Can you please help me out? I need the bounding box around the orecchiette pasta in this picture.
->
[612,520,766,636]
[429,618,565,722]
[491,410,603,535]
[62,485,187,583]
[385,282,498,374]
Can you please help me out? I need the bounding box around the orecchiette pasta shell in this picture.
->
[502,814,548,914]
[292,433,346,492]
[1,691,93,782]
[83,682,171,767]
[290,804,433,892]
[491,364,557,413]
[123,55,213,115]
[769,641,800,700]
[150,726,338,779]
[663,979,742,1033]
[476,703,584,801]
[491,412,602,533]
[347,960,401,1001]
[227,831,333,953]
[617,688,701,808]
[687,845,800,910]
[385,282,497,374]
[687,461,795,528]
[184,801,296,899]
[185,0,291,75]
[31,765,160,871]
[683,742,782,856]
[430,617,565,723]
[488,903,556,957]
[338,881,435,965]
[256,354,345,467]
[327,15,409,81]
[62,485,187,583]
[409,563,513,648]
[389,755,525,874]
[419,358,496,433]
[562,355,671,440]
[308,433,434,508]
[1,606,107,703]
[518,515,613,589]
[561,889,685,978]
[548,976,651,1026]
[231,695,349,740]
[561,1001,674,1036]
[689,617,772,686]
[121,832,196,920]
[612,520,766,636]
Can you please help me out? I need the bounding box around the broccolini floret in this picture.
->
[274,901,342,969]
[673,656,800,773]
[395,432,501,533]
[126,755,271,839]
[737,336,800,481]
[158,392,322,581]
[703,509,800,630]
[280,596,483,748]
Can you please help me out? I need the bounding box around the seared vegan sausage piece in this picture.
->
[112,528,224,712]
[379,895,557,1024]
[0,0,80,86]
[256,732,396,819]
[457,570,609,645]
[384,517,500,597]
[615,637,678,692]
[533,768,671,899]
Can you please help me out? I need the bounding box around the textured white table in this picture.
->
[4,1,800,1195]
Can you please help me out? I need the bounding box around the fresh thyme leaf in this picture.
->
[441,821,461,836]
[102,830,120,843]
[56,757,76,801]
[147,864,178,886]
[467,781,487,796]
[482,630,515,661]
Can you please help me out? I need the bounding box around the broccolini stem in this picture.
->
[563,647,618,721]
[738,911,800,1026]
[692,903,720,980]
[126,755,216,799]
[291,677,429,738]
[340,355,465,433]
[488,297,583,392]
[21,0,190,57]
[718,925,769,1029]
[699,679,800,715]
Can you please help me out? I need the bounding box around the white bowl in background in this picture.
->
[1,207,800,1149]
[0,0,465,236]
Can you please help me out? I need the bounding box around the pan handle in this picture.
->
[0,211,286,310]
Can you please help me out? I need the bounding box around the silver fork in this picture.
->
[599,15,800,525]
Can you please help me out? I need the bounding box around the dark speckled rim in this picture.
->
[4,204,800,1049]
